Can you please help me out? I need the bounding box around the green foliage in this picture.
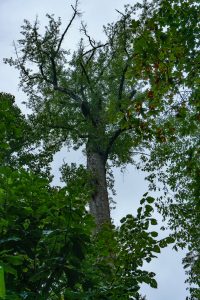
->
[0,266,5,299]
[80,194,173,300]
[0,165,94,299]
[0,94,173,298]
[139,75,200,297]
[2,0,200,298]
[0,92,53,177]
[184,250,200,300]
[129,1,200,296]
[0,92,29,167]
[0,167,172,299]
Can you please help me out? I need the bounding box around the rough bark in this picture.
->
[86,150,111,227]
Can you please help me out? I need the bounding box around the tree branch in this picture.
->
[104,127,126,160]
[38,54,82,104]
[118,61,129,102]
[105,122,136,160]
[79,57,102,126]
[82,43,108,58]
[80,23,108,65]
[81,22,96,48]
[80,101,97,127]
[45,122,88,139]
[49,56,58,86]
[55,0,80,56]
[79,61,92,87]
[13,41,40,82]
[39,64,51,83]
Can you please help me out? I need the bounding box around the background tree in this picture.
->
[0,92,30,168]
[130,0,199,297]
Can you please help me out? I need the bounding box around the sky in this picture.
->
[0,0,188,299]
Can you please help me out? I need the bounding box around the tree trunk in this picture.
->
[86,150,111,227]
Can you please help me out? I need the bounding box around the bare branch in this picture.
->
[55,0,80,56]
[80,22,108,66]
[81,22,96,48]
[115,9,126,17]
[82,43,108,57]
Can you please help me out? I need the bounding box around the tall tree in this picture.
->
[5,2,147,227]
[5,0,199,231]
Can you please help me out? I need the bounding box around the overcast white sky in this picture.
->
[0,0,188,299]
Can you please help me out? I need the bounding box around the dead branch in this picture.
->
[81,22,96,48]
[55,0,80,56]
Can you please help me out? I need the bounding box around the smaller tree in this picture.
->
[0,92,30,167]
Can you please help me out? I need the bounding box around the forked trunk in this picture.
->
[86,150,111,227]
